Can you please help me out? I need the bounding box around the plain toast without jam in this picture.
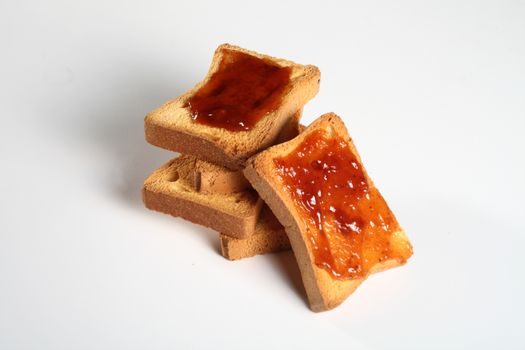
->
[142,155,262,238]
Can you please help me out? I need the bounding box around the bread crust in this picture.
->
[244,113,413,311]
[143,157,295,259]
[144,44,320,170]
[219,206,291,260]
[143,156,262,238]
[193,159,250,194]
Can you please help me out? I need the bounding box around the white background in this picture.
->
[1,0,524,349]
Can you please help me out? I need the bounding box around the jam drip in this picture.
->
[274,129,409,280]
[187,49,292,132]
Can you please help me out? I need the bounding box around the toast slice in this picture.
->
[220,206,290,260]
[145,44,320,170]
[244,113,413,311]
[143,156,262,238]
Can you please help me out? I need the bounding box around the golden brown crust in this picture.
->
[144,44,320,170]
[219,206,291,260]
[145,121,240,169]
[219,232,290,261]
[143,156,262,238]
[244,113,413,311]
[193,159,250,194]
[143,157,295,259]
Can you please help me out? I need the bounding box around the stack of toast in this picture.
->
[142,44,413,311]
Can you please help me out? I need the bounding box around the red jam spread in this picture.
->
[274,129,411,280]
[186,49,292,132]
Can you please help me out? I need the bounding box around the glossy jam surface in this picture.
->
[274,129,409,280]
[187,50,292,131]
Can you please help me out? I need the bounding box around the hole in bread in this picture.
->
[167,171,180,182]
[234,198,241,203]
[194,172,201,191]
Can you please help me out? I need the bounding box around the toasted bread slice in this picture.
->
[220,206,290,260]
[143,156,262,238]
[244,113,413,312]
[145,44,320,170]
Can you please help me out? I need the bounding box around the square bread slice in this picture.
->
[244,113,413,312]
[145,44,320,170]
[143,155,262,238]
[220,206,291,260]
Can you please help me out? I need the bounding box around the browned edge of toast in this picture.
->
[142,157,263,238]
[219,207,291,260]
[243,113,412,311]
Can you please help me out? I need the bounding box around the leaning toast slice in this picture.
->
[145,44,320,170]
[220,206,290,260]
[244,113,413,312]
[143,156,262,238]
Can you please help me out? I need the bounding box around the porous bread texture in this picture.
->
[142,155,262,238]
[275,109,304,145]
[220,206,291,260]
[144,44,320,170]
[244,113,413,312]
[193,158,250,194]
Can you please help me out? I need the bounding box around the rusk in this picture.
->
[143,155,262,238]
[145,44,320,170]
[244,113,413,311]
[193,158,250,194]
